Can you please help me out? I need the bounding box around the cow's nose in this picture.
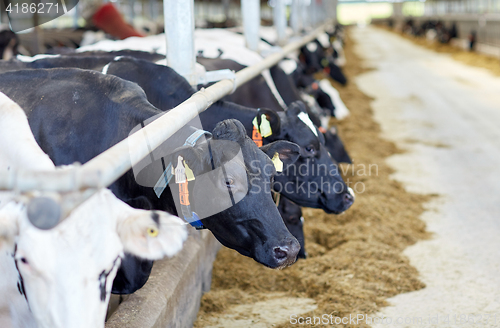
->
[273,239,300,265]
[274,246,288,260]
[343,187,355,207]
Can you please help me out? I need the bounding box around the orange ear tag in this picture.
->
[252,125,263,147]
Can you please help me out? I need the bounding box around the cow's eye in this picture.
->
[225,178,234,187]
[17,257,29,265]
[147,227,159,238]
[305,145,315,154]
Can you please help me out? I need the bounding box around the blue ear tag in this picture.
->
[186,212,204,229]
[154,161,173,198]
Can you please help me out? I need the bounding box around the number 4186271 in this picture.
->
[6,2,59,14]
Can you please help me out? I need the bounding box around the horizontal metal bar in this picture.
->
[0,22,331,193]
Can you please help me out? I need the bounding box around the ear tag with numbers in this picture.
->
[175,156,186,184]
[272,152,283,172]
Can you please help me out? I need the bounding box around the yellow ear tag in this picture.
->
[147,227,159,238]
[259,114,273,138]
[272,152,283,172]
[183,161,195,181]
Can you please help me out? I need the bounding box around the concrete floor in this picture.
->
[352,26,500,327]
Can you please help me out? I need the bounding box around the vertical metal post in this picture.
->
[150,0,157,21]
[241,0,260,52]
[129,0,135,24]
[223,0,230,21]
[301,0,309,31]
[274,0,287,45]
[291,0,301,34]
[73,2,80,28]
[332,0,338,24]
[164,0,197,85]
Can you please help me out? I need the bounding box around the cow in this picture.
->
[277,197,306,259]
[0,68,302,294]
[0,30,19,60]
[196,56,352,162]
[0,91,188,328]
[0,55,354,209]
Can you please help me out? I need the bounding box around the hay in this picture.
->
[194,28,429,328]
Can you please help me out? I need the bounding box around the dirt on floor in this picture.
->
[193,29,429,328]
[377,24,500,77]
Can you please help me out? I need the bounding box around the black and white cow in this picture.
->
[277,197,306,259]
[0,55,354,212]
[0,30,19,60]
[0,68,302,294]
[0,92,188,328]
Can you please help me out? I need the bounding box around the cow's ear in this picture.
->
[117,210,188,260]
[212,119,247,143]
[256,108,281,137]
[286,101,308,117]
[260,141,300,165]
[169,145,206,175]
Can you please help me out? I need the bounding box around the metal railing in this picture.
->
[0,0,336,228]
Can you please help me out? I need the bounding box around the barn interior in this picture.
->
[1,0,500,327]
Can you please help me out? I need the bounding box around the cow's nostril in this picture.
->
[273,246,288,260]
[343,192,354,205]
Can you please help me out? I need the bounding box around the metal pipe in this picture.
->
[273,0,287,45]
[241,0,260,52]
[301,0,309,31]
[0,23,332,223]
[164,0,197,85]
[291,0,302,34]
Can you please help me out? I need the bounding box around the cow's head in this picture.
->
[299,40,347,85]
[277,197,306,259]
[169,119,301,269]
[257,102,354,214]
[0,189,187,328]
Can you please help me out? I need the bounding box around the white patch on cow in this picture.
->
[101,62,111,75]
[332,40,346,67]
[299,91,328,127]
[75,29,288,108]
[297,112,318,137]
[318,79,350,120]
[306,42,318,52]
[426,29,437,42]
[102,56,125,75]
[320,115,330,130]
[317,33,330,48]
[16,54,59,62]
[348,187,355,200]
[77,34,166,54]
[300,92,317,110]
[278,59,298,75]
[194,31,286,109]
[262,69,286,109]
[0,92,53,172]
[79,31,107,48]
[0,93,188,328]
[155,58,167,66]
[8,190,186,328]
